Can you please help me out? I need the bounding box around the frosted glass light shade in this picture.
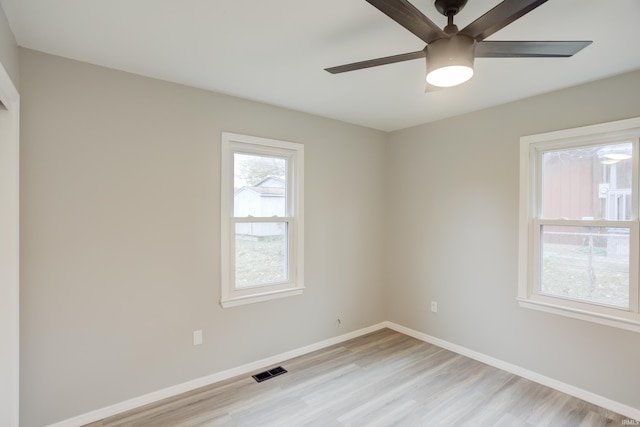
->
[426,35,476,88]
[426,65,473,87]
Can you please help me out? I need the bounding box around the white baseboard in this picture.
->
[47,322,387,427]
[49,320,640,426]
[383,321,640,422]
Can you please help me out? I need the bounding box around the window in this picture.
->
[519,117,640,332]
[220,133,304,307]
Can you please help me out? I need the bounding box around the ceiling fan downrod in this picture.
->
[435,0,467,33]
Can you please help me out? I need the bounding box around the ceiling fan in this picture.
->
[325,0,592,88]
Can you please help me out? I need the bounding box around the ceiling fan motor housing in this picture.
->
[434,0,468,16]
[426,34,476,70]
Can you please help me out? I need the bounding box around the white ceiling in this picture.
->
[2,0,640,131]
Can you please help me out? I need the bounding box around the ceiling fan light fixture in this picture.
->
[425,35,476,88]
[426,65,474,87]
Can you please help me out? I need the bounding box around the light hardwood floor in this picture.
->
[86,329,628,426]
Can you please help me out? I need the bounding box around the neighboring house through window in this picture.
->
[518,117,640,332]
[220,133,304,307]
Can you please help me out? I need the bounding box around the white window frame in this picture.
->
[518,117,640,332]
[220,132,304,308]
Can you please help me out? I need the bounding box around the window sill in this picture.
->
[220,286,305,308]
[517,298,640,333]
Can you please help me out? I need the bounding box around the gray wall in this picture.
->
[19,48,388,426]
[0,5,19,427]
[386,69,640,412]
[0,4,18,88]
[18,44,640,426]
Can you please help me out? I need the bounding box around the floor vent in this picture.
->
[252,366,287,383]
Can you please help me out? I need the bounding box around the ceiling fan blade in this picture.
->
[476,40,592,57]
[325,50,425,74]
[366,0,447,44]
[459,0,548,41]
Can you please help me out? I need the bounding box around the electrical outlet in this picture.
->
[193,330,203,346]
[430,301,438,313]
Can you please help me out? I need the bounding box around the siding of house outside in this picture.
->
[235,176,286,237]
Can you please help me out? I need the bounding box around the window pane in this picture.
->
[235,222,288,288]
[540,225,629,308]
[234,153,286,217]
[542,142,632,220]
